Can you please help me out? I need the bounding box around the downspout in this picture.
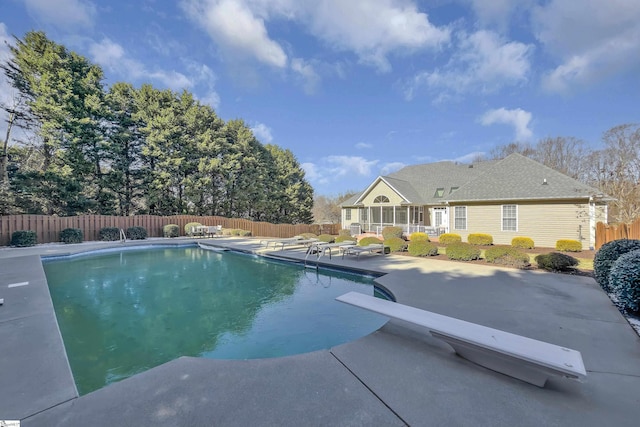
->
[589,196,596,250]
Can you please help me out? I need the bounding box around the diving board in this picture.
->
[336,291,586,387]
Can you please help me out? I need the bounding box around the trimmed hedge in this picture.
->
[335,235,356,244]
[300,233,318,239]
[535,252,578,272]
[556,239,582,252]
[318,234,335,243]
[594,239,640,292]
[468,233,493,245]
[609,249,640,313]
[385,237,407,252]
[382,226,403,240]
[512,236,534,249]
[60,228,83,244]
[231,229,252,236]
[439,233,462,245]
[11,230,37,247]
[409,232,429,242]
[485,247,530,268]
[163,224,180,238]
[99,227,120,241]
[359,236,383,246]
[446,242,481,261]
[126,226,147,240]
[184,222,202,236]
[408,240,438,257]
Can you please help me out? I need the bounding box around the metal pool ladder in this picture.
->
[119,228,126,243]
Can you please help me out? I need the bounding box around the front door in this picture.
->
[434,208,448,228]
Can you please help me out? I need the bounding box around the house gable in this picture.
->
[357,177,409,205]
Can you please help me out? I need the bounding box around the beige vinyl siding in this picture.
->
[360,181,406,205]
[448,200,591,248]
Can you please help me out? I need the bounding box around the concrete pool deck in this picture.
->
[1,237,639,426]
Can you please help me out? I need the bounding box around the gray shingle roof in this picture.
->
[446,153,602,202]
[340,153,603,206]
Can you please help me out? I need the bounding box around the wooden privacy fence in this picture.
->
[0,215,341,246]
[595,219,640,250]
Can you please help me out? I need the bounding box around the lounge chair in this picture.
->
[341,243,386,259]
[260,236,303,249]
[274,238,319,251]
[336,292,586,387]
[307,241,356,259]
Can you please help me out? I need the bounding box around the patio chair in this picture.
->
[341,243,386,259]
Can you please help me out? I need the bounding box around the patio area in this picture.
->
[1,237,639,426]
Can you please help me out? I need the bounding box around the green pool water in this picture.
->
[43,246,388,395]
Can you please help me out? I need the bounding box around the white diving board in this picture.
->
[336,291,587,387]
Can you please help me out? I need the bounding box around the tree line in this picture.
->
[0,31,313,224]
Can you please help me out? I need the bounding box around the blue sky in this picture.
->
[1,0,639,196]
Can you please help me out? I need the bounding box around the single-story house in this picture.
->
[340,153,610,249]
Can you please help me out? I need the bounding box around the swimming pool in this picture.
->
[43,246,388,394]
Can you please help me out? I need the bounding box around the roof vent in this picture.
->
[543,178,548,185]
[468,164,473,168]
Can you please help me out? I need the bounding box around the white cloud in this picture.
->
[251,122,273,143]
[22,0,96,29]
[291,58,320,94]
[479,107,533,141]
[88,38,221,100]
[404,30,533,100]
[355,142,372,149]
[380,162,406,175]
[533,0,640,93]
[302,155,379,186]
[180,0,288,68]
[181,0,449,77]
[297,0,450,72]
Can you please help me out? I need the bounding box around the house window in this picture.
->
[434,188,445,198]
[449,186,459,194]
[361,209,368,221]
[454,206,467,230]
[374,195,390,203]
[502,205,517,231]
[345,209,351,220]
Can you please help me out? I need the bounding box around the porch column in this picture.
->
[393,206,396,225]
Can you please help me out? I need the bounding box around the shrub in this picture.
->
[409,232,429,242]
[60,228,83,244]
[594,239,640,292]
[408,240,438,257]
[338,229,352,237]
[335,235,356,244]
[535,252,578,272]
[318,234,335,243]
[382,226,403,240]
[359,236,383,246]
[99,227,120,241]
[230,229,251,236]
[609,249,640,313]
[446,242,481,261]
[468,233,493,245]
[385,237,407,252]
[485,247,530,268]
[512,236,535,249]
[439,233,462,245]
[300,233,317,239]
[126,226,147,240]
[556,239,582,252]
[184,222,202,236]
[163,224,180,238]
[11,230,37,247]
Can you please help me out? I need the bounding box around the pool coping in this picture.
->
[2,237,640,426]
